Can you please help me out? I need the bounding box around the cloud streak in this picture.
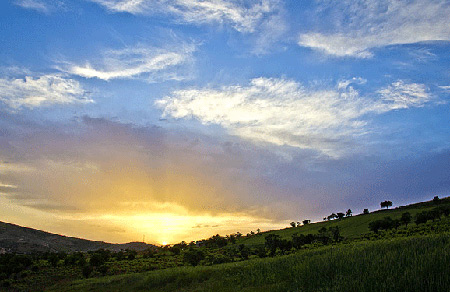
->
[298,0,450,57]
[156,78,432,156]
[0,73,92,110]
[62,44,196,81]
[14,0,63,13]
[89,0,282,33]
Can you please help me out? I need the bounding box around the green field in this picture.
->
[50,234,450,292]
[2,197,450,291]
[238,198,450,246]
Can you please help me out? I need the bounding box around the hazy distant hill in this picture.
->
[0,221,157,253]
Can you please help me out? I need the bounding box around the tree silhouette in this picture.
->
[290,222,297,228]
[336,212,345,220]
[327,213,337,221]
[346,209,352,217]
[302,219,310,225]
[380,200,393,209]
[363,209,369,215]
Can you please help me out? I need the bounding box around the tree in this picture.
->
[265,234,282,256]
[363,209,369,215]
[433,196,440,204]
[337,212,345,220]
[400,212,412,227]
[82,264,93,278]
[183,248,205,266]
[380,200,393,209]
[346,209,352,217]
[369,217,397,233]
[290,222,297,228]
[327,213,337,221]
[302,220,310,225]
[329,226,342,242]
[415,211,431,225]
[238,244,250,260]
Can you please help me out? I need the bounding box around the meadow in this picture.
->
[50,234,450,292]
[1,197,449,291]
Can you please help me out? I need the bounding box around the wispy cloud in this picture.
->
[156,78,432,156]
[0,73,92,110]
[378,81,430,110]
[90,0,282,33]
[298,0,450,58]
[14,0,63,13]
[61,44,196,81]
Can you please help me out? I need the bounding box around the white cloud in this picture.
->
[90,0,282,33]
[62,44,195,81]
[0,74,92,110]
[156,78,432,156]
[439,86,450,92]
[378,81,430,110]
[14,0,63,13]
[298,0,450,57]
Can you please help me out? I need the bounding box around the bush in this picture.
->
[183,248,205,266]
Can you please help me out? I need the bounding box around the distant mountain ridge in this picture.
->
[0,221,157,253]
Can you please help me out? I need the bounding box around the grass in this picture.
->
[238,198,450,246]
[49,233,450,292]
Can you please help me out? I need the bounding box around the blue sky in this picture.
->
[0,0,449,244]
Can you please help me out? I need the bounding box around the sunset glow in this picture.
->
[1,0,450,245]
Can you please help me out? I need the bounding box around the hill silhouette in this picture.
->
[0,221,156,253]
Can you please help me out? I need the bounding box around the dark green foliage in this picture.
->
[302,219,310,225]
[238,244,250,260]
[415,208,443,224]
[256,246,266,258]
[203,234,228,248]
[169,246,181,255]
[89,253,105,267]
[64,252,85,266]
[126,249,137,260]
[142,248,156,259]
[0,254,33,277]
[82,264,93,278]
[98,264,109,275]
[226,234,236,244]
[400,212,412,227]
[369,216,400,233]
[363,208,369,214]
[183,248,205,266]
[264,234,282,256]
[292,233,315,249]
[48,253,60,267]
[51,235,450,292]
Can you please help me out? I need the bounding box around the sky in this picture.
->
[0,0,449,245]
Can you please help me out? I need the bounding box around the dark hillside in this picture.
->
[0,221,157,253]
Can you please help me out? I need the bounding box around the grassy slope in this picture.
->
[49,234,450,292]
[45,197,450,291]
[238,197,450,246]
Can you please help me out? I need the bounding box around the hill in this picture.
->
[237,196,450,246]
[0,221,157,253]
[2,196,450,291]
